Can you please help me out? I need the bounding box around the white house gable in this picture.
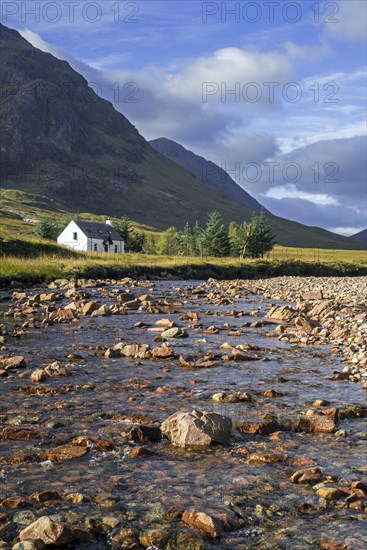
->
[57,220,88,251]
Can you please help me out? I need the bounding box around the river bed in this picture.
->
[0,279,366,549]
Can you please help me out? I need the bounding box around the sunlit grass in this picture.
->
[0,246,366,282]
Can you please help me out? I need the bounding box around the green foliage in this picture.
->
[158,226,180,255]
[128,231,146,253]
[244,212,275,258]
[142,234,158,255]
[114,215,146,252]
[201,211,230,257]
[177,222,204,256]
[229,213,275,258]
[228,221,242,256]
[114,215,131,242]
[34,219,61,240]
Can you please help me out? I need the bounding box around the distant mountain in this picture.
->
[150,137,366,250]
[150,137,265,212]
[349,229,367,245]
[0,23,364,250]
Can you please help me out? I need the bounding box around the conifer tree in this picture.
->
[201,211,230,257]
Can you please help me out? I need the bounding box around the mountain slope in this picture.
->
[150,137,266,212]
[149,137,366,250]
[349,229,367,244]
[0,23,364,249]
[0,24,256,226]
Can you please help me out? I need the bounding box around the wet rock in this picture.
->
[316,487,343,500]
[164,529,206,550]
[247,452,285,464]
[179,354,216,369]
[66,353,84,362]
[1,497,32,509]
[130,425,161,444]
[13,541,46,550]
[130,446,154,458]
[72,527,93,543]
[30,370,46,383]
[161,410,232,448]
[224,348,261,361]
[0,355,26,370]
[19,516,74,546]
[338,404,367,419]
[12,512,36,529]
[296,411,336,433]
[91,305,110,317]
[267,305,295,322]
[43,361,71,378]
[313,399,331,407]
[29,491,62,505]
[182,510,222,538]
[212,391,251,403]
[262,389,284,398]
[319,539,345,550]
[0,426,43,441]
[111,526,140,548]
[45,445,88,461]
[49,309,76,323]
[82,301,100,315]
[212,392,241,403]
[161,327,187,339]
[105,342,151,359]
[65,492,90,504]
[236,419,279,436]
[290,467,326,484]
[139,528,169,548]
[155,318,176,328]
[307,300,332,317]
[152,345,175,359]
[71,435,114,452]
[295,316,317,333]
[124,298,141,310]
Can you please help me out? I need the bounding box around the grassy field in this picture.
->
[1,245,366,284]
[1,188,366,283]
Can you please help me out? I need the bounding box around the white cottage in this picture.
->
[57,220,125,253]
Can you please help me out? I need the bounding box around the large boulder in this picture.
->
[161,410,232,448]
[19,516,73,546]
[105,342,151,359]
[0,355,26,370]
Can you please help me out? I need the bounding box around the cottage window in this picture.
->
[73,232,78,240]
[94,243,98,251]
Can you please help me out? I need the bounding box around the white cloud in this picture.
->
[19,29,67,59]
[324,1,367,42]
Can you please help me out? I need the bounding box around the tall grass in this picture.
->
[0,247,366,283]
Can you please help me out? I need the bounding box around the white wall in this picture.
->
[57,220,88,252]
[89,238,124,253]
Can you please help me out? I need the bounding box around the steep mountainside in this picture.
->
[0,24,364,249]
[150,137,265,212]
[349,229,367,245]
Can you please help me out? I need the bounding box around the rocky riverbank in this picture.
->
[0,277,366,549]
[208,276,367,388]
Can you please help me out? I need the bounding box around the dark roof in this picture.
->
[73,220,124,241]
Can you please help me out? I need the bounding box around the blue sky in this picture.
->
[2,0,366,235]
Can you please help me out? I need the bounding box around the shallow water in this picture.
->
[0,280,366,549]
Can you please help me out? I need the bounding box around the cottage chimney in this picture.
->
[106,219,112,226]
